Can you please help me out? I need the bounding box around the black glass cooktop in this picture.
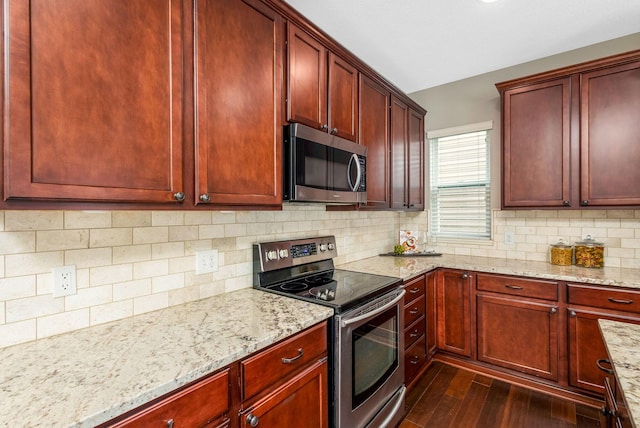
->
[259,269,402,313]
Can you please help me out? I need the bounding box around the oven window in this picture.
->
[351,306,399,408]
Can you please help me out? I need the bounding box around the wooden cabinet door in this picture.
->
[502,78,571,208]
[327,53,358,142]
[359,75,390,208]
[407,107,425,210]
[436,269,472,357]
[580,60,640,206]
[568,308,640,395]
[195,0,283,206]
[390,96,409,210]
[286,23,327,131]
[239,359,328,428]
[4,0,185,203]
[477,295,559,381]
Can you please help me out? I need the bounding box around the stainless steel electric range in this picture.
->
[253,236,406,428]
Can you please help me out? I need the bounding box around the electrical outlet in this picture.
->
[52,266,77,297]
[196,250,218,275]
[504,231,515,245]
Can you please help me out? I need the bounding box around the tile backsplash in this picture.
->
[1,206,639,349]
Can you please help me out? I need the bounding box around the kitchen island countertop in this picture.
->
[599,319,640,428]
[0,288,333,427]
[339,254,640,289]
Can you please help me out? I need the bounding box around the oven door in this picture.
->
[334,288,406,428]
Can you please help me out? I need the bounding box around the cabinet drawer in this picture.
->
[477,273,558,301]
[241,322,327,401]
[568,284,640,314]
[111,368,229,427]
[404,295,425,327]
[405,335,426,385]
[404,316,425,349]
[404,276,426,305]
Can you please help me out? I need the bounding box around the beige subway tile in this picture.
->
[184,212,212,225]
[152,273,184,293]
[0,275,36,301]
[112,211,152,227]
[605,257,621,268]
[569,219,595,228]
[6,294,64,322]
[224,275,251,293]
[133,260,169,280]
[607,210,636,219]
[4,211,63,231]
[152,211,185,226]
[37,229,89,252]
[223,249,248,265]
[621,257,640,269]
[0,256,4,277]
[185,240,214,255]
[91,300,133,326]
[235,261,252,276]
[90,264,133,287]
[133,292,168,315]
[152,242,185,260]
[113,279,152,301]
[581,210,607,219]
[76,268,90,290]
[133,227,168,244]
[210,237,237,251]
[64,211,111,229]
[199,224,225,239]
[169,256,194,274]
[0,319,36,347]
[199,280,225,298]
[89,228,133,248]
[65,248,112,269]
[5,252,63,277]
[168,285,200,306]
[595,219,621,229]
[255,211,276,222]
[65,285,112,311]
[622,238,640,249]
[0,212,4,231]
[0,232,36,255]
[212,212,236,224]
[0,302,4,324]
[113,244,152,264]
[169,225,199,242]
[235,211,257,224]
[36,272,52,295]
[37,309,90,339]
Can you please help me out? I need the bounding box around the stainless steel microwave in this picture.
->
[283,123,367,204]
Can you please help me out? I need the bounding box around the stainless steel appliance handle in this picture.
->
[347,153,362,191]
[341,290,405,327]
[378,386,407,428]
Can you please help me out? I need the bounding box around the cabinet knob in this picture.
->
[581,200,589,205]
[461,273,469,279]
[330,127,338,134]
[246,414,260,427]
[166,419,174,428]
[199,194,211,203]
[173,192,185,202]
[569,310,577,317]
[550,307,557,314]
[321,124,329,131]
[562,200,570,206]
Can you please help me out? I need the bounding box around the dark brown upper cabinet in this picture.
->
[287,23,358,142]
[194,0,284,207]
[391,96,424,210]
[497,50,640,209]
[4,0,185,204]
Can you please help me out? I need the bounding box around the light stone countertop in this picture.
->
[339,254,640,289]
[0,288,333,428]
[599,319,640,428]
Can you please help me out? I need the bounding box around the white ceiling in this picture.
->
[284,0,640,93]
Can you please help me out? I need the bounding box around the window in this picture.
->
[428,121,491,240]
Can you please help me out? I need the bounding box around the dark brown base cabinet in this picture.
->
[436,269,473,358]
[403,274,427,385]
[497,50,640,209]
[103,321,328,428]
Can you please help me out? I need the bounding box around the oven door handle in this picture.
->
[341,290,405,327]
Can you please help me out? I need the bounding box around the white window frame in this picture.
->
[428,121,492,241]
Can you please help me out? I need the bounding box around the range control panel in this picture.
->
[254,236,338,272]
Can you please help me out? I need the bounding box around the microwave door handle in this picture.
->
[347,154,362,191]
[341,290,405,327]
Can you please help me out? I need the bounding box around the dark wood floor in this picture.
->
[400,362,603,428]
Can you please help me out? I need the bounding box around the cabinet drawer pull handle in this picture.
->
[409,308,420,315]
[410,331,419,338]
[282,348,304,364]
[608,297,633,305]
[505,284,523,290]
[409,288,420,294]
[166,419,174,428]
[410,357,420,364]
[596,358,614,375]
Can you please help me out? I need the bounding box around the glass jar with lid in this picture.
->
[574,235,605,268]
[550,239,573,266]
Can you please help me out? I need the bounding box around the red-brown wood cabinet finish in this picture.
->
[436,269,473,358]
[497,50,640,209]
[403,275,427,386]
[4,0,185,204]
[195,0,284,206]
[358,75,391,208]
[286,23,358,142]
